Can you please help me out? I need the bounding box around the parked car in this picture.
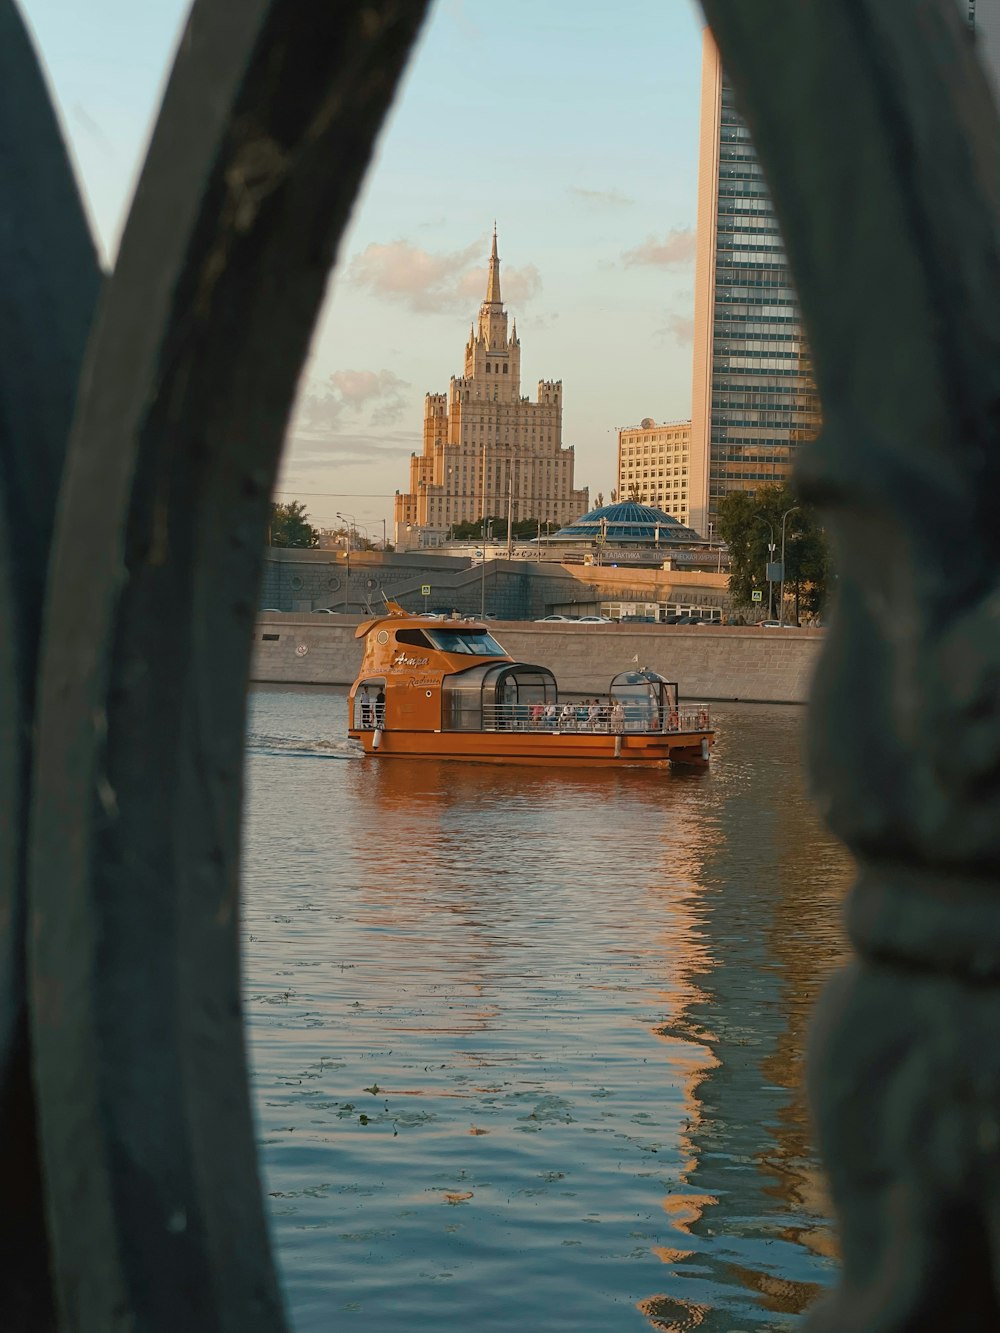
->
[576,615,612,623]
[313,607,336,613]
[535,614,576,622]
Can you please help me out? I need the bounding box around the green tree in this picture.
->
[269,500,319,548]
[716,483,831,620]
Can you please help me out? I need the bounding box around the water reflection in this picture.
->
[243,689,852,1332]
[636,706,851,1331]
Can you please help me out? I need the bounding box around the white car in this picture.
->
[577,615,612,623]
[535,614,576,622]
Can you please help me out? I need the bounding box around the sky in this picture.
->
[20,0,705,540]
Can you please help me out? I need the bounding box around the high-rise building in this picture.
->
[968,0,1000,91]
[394,229,588,549]
[616,418,691,524]
[688,29,820,539]
[689,9,994,540]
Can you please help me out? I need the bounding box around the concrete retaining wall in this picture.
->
[251,615,823,704]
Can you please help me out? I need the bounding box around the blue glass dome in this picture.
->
[544,501,705,546]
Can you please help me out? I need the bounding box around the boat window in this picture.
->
[395,628,432,648]
[425,628,506,656]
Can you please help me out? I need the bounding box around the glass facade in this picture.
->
[706,80,821,524]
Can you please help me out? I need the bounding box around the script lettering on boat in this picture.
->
[405,674,438,688]
[391,653,429,669]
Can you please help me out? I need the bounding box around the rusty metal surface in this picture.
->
[0,0,429,1327]
[699,0,1000,1325]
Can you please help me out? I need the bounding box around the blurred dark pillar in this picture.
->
[699,0,1000,1325]
[1,0,428,1327]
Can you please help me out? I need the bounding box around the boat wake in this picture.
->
[246,732,363,761]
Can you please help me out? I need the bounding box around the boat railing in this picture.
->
[356,704,385,730]
[481,703,712,733]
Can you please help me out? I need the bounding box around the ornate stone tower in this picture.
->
[394,228,588,547]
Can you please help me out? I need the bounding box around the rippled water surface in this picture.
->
[243,686,852,1331]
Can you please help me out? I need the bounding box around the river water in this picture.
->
[243,686,852,1332]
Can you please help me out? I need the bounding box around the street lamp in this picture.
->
[756,517,776,619]
[778,505,800,627]
[336,510,356,551]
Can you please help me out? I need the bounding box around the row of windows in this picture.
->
[621,467,688,476]
[483,363,509,374]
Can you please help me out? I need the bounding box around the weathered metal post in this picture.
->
[700,0,1000,1324]
[1,1,428,1327]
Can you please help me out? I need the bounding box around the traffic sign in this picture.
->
[421,584,431,596]
[751,589,763,602]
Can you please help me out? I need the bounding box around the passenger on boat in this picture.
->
[359,686,372,729]
[610,700,625,733]
[587,700,600,730]
[559,702,576,730]
[530,703,544,727]
[375,688,385,728]
[543,702,558,727]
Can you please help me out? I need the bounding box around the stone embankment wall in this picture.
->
[251,615,823,704]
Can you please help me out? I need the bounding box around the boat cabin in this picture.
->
[350,612,556,734]
[607,669,679,731]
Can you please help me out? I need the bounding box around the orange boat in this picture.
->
[348,605,714,768]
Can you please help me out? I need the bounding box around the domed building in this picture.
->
[539,501,708,552]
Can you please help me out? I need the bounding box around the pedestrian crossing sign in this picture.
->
[421,584,431,596]
[751,589,763,602]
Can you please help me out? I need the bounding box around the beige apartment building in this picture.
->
[616,419,691,525]
[394,230,588,549]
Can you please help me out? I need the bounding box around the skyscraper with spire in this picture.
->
[394,228,587,548]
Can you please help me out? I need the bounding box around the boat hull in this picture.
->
[348,727,713,768]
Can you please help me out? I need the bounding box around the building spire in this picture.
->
[485,223,501,305]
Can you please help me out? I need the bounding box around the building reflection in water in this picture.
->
[245,689,854,1331]
[636,707,852,1331]
[347,716,850,1329]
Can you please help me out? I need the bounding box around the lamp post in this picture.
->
[336,510,356,551]
[381,518,387,549]
[757,517,776,619]
[479,518,494,617]
[778,505,800,627]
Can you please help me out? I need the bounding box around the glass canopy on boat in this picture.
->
[442,662,558,731]
[608,669,678,731]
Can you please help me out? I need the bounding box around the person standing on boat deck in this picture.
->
[587,699,600,731]
[359,685,372,729]
[543,701,557,727]
[559,702,575,730]
[375,687,385,728]
[610,699,625,733]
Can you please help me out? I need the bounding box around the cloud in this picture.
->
[347,238,541,313]
[283,429,417,467]
[622,228,696,268]
[653,314,695,346]
[296,369,411,434]
[568,186,634,208]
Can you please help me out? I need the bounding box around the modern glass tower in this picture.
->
[689,9,998,539]
[688,29,820,538]
[969,0,1000,90]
